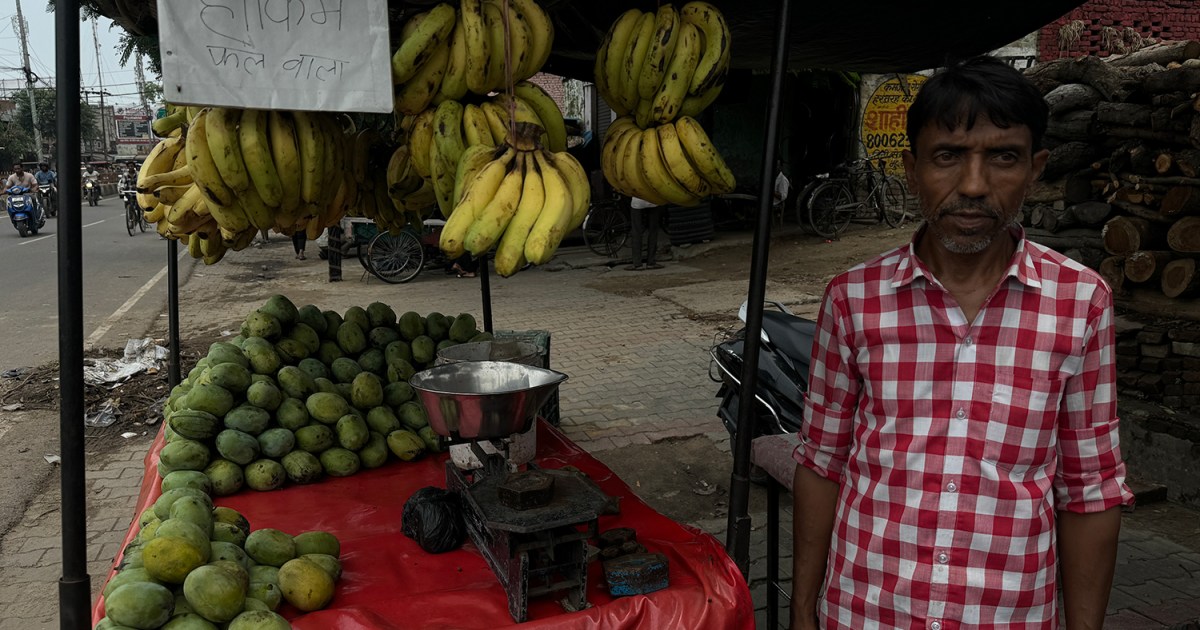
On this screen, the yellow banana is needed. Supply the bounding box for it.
[679,72,726,118]
[187,232,203,258]
[238,109,284,208]
[392,4,456,84]
[291,111,325,214]
[676,116,736,193]
[137,135,185,207]
[400,180,438,216]
[510,0,554,75]
[641,126,699,205]
[201,230,228,265]
[593,21,617,114]
[268,111,303,220]
[479,101,511,145]
[352,128,377,186]
[602,10,644,111]
[137,166,193,194]
[453,144,501,208]
[495,153,543,276]
[500,0,534,80]
[494,94,547,147]
[650,21,700,124]
[186,109,237,208]
[481,2,506,92]
[639,5,680,100]
[441,147,516,257]
[151,109,188,138]
[143,203,167,224]
[600,118,638,190]
[228,227,258,252]
[461,0,491,94]
[618,129,669,205]
[205,107,251,194]
[619,12,656,113]
[439,18,469,101]
[524,150,573,264]
[513,81,567,152]
[680,1,731,95]
[430,145,457,218]
[387,145,413,194]
[657,122,711,198]
[464,154,525,255]
[395,37,450,116]
[462,104,496,148]
[239,183,276,231]
[547,149,591,230]
[432,100,467,165]
[408,109,437,179]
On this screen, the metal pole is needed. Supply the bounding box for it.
[56,0,89,626]
[725,0,793,574]
[479,254,493,333]
[167,240,181,388]
[12,0,44,162]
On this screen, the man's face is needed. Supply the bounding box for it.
[903,116,1048,255]
[38,165,47,172]
[13,165,23,175]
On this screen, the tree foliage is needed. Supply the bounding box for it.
[12,88,100,162]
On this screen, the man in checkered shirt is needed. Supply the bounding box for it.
[791,56,1134,630]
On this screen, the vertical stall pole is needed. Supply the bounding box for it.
[56,0,90,626]
[725,0,793,574]
[167,239,182,388]
[479,254,493,333]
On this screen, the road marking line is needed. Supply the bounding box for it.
[85,249,189,350]
[15,218,107,246]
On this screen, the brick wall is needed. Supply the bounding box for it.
[528,72,567,110]
[1039,0,1200,60]
[1115,314,1200,410]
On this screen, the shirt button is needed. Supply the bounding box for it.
[937,552,949,564]
[955,408,966,420]
[931,621,942,630]
[946,481,957,492]
[964,336,973,345]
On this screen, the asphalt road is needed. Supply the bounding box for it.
[0,196,190,373]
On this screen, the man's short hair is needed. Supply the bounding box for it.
[13,163,21,169]
[906,56,1049,152]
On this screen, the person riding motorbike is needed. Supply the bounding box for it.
[34,163,57,217]
[83,164,101,203]
[5,162,44,225]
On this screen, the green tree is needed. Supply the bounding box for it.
[13,88,100,162]
[0,122,36,166]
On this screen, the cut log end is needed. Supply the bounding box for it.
[1161,258,1200,298]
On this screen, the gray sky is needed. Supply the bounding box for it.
[0,1,145,107]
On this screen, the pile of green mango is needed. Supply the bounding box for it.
[96,478,344,629]
[158,295,489,496]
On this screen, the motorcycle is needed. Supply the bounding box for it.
[709,300,815,444]
[5,185,46,237]
[84,180,99,206]
[37,185,57,218]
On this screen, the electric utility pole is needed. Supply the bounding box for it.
[13,0,43,162]
[92,19,109,159]
[134,54,148,112]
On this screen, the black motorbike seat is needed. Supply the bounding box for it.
[761,311,816,365]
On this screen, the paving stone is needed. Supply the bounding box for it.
[1134,598,1200,626]
[1121,580,1192,606]
[1104,610,1171,630]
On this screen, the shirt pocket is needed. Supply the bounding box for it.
[982,371,1063,473]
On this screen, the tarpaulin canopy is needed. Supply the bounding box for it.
[88,1,1083,77]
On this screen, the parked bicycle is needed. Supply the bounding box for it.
[805,156,909,239]
[582,196,630,257]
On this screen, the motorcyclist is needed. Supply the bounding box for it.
[34,163,56,215]
[82,163,101,201]
[5,163,39,194]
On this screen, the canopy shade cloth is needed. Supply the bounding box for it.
[89,1,1081,76]
[92,421,754,629]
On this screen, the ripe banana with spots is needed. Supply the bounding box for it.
[595,3,730,124]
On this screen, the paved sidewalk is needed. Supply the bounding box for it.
[1,234,1198,627]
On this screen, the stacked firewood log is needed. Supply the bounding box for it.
[1022,40,1200,299]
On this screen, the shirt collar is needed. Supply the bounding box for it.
[891,223,1041,290]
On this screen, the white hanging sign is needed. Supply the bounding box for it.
[157,0,393,113]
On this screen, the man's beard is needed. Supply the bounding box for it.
[926,200,1013,254]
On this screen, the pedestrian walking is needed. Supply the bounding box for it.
[292,231,307,260]
[791,56,1133,630]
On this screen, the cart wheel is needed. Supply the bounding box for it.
[583,202,629,256]
[367,231,424,283]
[807,182,853,239]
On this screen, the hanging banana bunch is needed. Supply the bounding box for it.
[440,122,590,276]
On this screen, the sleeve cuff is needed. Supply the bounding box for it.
[792,438,845,483]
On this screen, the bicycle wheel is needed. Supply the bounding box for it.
[879,176,911,228]
[367,231,424,284]
[583,203,629,256]
[807,182,853,239]
[125,203,137,236]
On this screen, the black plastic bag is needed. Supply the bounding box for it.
[402,487,467,554]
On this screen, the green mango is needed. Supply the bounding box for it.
[425,312,450,341]
[386,429,426,461]
[215,429,261,466]
[209,541,250,569]
[212,521,247,546]
[343,306,371,332]
[213,506,250,535]
[384,340,413,366]
[358,431,390,469]
[102,567,162,599]
[228,610,289,629]
[448,313,478,342]
[350,372,384,410]
[158,440,211,475]
[274,338,310,364]
[166,409,220,441]
[160,470,213,496]
[245,380,283,412]
[366,406,402,435]
[319,447,361,477]
[315,340,345,366]
[274,397,310,431]
[183,564,246,623]
[224,404,271,436]
[320,310,344,340]
[289,322,322,354]
[335,414,369,450]
[241,311,283,341]
[257,427,296,458]
[386,359,416,384]
[296,304,327,336]
[258,295,298,329]
[336,321,368,356]
[397,401,429,430]
[410,336,436,367]
[294,425,335,453]
[207,342,250,369]
[297,357,329,382]
[276,365,317,400]
[397,311,424,341]
[204,362,252,394]
[312,377,338,395]
[204,459,245,496]
[241,337,283,375]
[306,392,350,424]
[105,582,174,629]
[185,384,235,417]
[366,301,397,328]
[281,450,323,484]
[384,382,414,406]
[168,495,215,537]
[330,357,362,384]
[357,347,387,376]
[368,326,401,350]
[244,459,287,492]
[245,528,296,567]
[418,426,444,453]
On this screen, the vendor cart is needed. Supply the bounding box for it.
[324,217,449,284]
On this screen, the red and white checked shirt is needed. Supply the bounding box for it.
[794,226,1134,630]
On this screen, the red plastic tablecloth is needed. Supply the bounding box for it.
[92,421,754,629]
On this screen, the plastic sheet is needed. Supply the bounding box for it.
[93,421,753,629]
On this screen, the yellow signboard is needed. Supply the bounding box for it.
[860,75,926,177]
